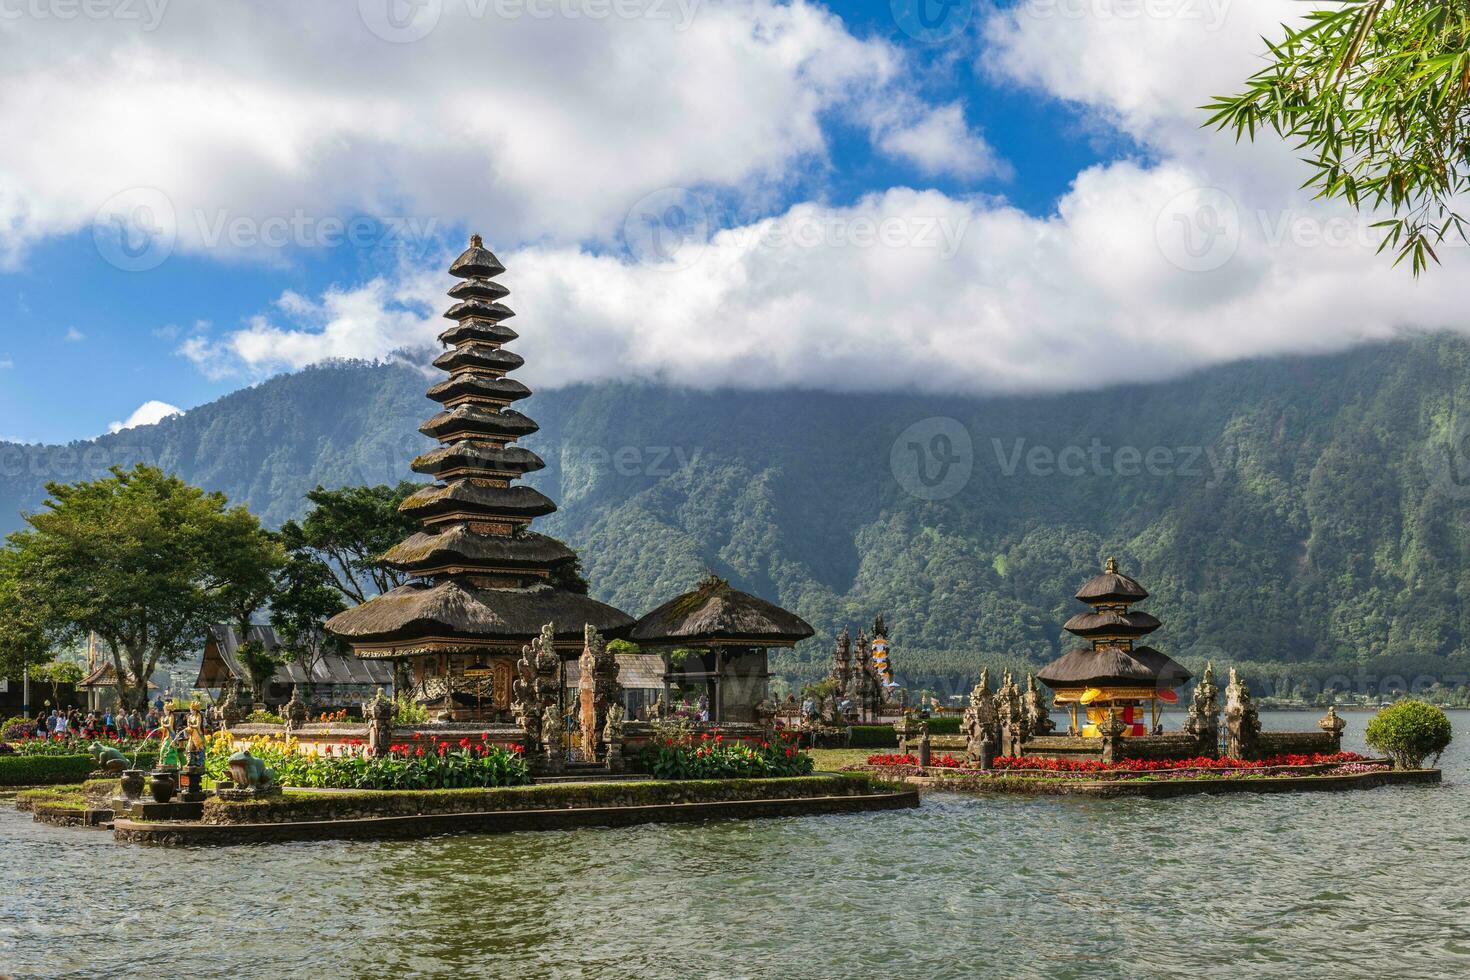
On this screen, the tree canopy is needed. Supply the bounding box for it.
[278,483,419,605]
[1208,1,1470,273]
[0,465,283,709]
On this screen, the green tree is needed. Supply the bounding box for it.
[27,660,84,705]
[279,483,419,604]
[0,549,49,681]
[1,465,282,710]
[237,639,283,705]
[1209,1,1470,272]
[1365,698,1453,768]
[271,551,348,698]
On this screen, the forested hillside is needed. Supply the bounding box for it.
[5,336,1470,693]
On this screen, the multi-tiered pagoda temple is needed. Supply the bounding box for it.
[1037,558,1190,737]
[325,236,633,720]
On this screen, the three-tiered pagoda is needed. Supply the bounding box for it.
[325,236,633,720]
[1037,558,1191,737]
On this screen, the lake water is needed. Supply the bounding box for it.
[2,710,1467,979]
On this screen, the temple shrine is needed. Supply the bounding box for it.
[1037,558,1191,737]
[325,236,636,720]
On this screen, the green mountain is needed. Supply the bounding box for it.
[5,336,1470,694]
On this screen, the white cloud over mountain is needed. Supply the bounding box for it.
[108,401,183,433]
[7,0,1468,403]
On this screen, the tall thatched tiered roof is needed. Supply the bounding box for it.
[326,236,633,658]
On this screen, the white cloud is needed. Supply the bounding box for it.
[64,327,85,343]
[870,102,1007,180]
[0,1,995,265]
[0,355,12,370]
[108,401,184,433]
[180,180,1470,396]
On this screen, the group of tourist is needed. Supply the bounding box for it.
[22,699,202,740]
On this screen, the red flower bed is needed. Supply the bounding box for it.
[865,751,1365,774]
[865,752,963,769]
[991,752,1364,774]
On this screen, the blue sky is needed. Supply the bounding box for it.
[0,1,1463,444]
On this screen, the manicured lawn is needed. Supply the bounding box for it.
[809,749,874,771]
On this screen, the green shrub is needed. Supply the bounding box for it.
[1365,700,1453,770]
[924,716,962,735]
[847,725,898,748]
[0,752,158,786]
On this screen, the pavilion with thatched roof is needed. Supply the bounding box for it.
[1037,558,1191,736]
[630,574,814,723]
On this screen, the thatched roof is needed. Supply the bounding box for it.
[448,277,509,302]
[194,625,391,689]
[399,481,556,523]
[1037,645,1191,690]
[443,299,515,324]
[1062,609,1161,638]
[630,575,814,647]
[383,527,575,573]
[426,374,531,406]
[420,406,538,442]
[411,443,544,479]
[433,345,524,375]
[449,236,506,279]
[324,580,633,650]
[1075,558,1149,603]
[439,321,519,347]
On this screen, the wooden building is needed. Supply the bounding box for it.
[325,237,634,721]
[1037,559,1191,736]
[630,575,814,724]
[194,625,393,708]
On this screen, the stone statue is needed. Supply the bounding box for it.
[513,624,560,753]
[226,749,278,793]
[284,685,308,733]
[1184,662,1221,755]
[1023,674,1056,738]
[218,686,243,729]
[963,669,1000,766]
[1224,668,1261,760]
[1318,704,1347,752]
[578,624,622,763]
[89,742,130,775]
[603,703,626,772]
[997,672,1024,757]
[541,703,564,774]
[365,687,394,757]
[1097,707,1128,765]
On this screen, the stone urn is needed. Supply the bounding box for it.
[119,769,147,802]
[149,769,178,804]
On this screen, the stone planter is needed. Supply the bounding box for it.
[120,769,147,802]
[149,769,178,804]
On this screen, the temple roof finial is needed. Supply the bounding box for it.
[470,233,483,248]
[1105,556,1118,574]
